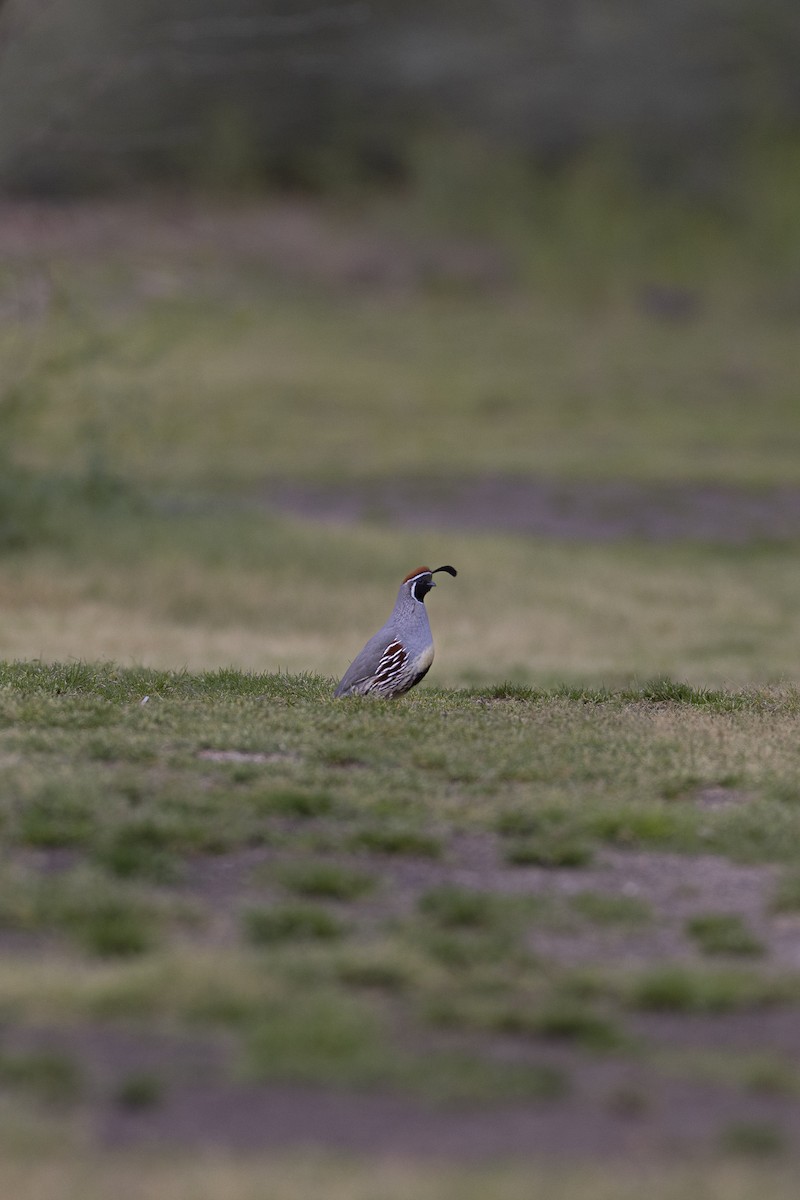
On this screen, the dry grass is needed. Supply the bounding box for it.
[0,1150,796,1200]
[2,514,800,686]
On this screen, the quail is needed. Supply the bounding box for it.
[334,565,458,698]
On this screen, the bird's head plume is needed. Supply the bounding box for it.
[402,564,457,603]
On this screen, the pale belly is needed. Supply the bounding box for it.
[410,643,435,677]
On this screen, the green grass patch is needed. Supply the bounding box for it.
[0,866,163,957]
[93,821,182,883]
[504,836,592,868]
[743,1058,799,1097]
[418,886,501,929]
[68,897,161,958]
[254,790,336,819]
[770,869,800,913]
[334,945,416,992]
[686,913,765,957]
[719,1121,786,1157]
[412,888,540,977]
[626,965,789,1013]
[498,1002,626,1051]
[16,784,97,849]
[350,824,443,858]
[0,1049,83,1105]
[568,892,652,926]
[408,1053,569,1105]
[242,904,346,944]
[495,808,592,868]
[113,1072,164,1110]
[277,861,376,901]
[244,991,388,1087]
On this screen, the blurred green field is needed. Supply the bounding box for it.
[2,201,800,491]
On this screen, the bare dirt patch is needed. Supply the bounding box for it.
[197,749,297,765]
[0,200,510,295]
[96,1059,800,1160]
[10,1010,800,1162]
[263,476,800,542]
[695,786,753,811]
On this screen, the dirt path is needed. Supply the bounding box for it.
[264,477,800,542]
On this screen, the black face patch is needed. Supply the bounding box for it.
[412,577,433,603]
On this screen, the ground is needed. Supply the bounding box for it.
[264,474,800,541]
[3,664,800,1183]
[2,198,800,1195]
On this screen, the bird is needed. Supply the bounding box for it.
[334,565,458,698]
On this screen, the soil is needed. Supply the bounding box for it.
[0,199,511,295]
[94,1047,800,1160]
[263,475,800,543]
[11,1004,800,1162]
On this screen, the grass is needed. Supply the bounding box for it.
[719,1122,786,1157]
[277,861,376,901]
[6,503,800,687]
[4,666,798,1123]
[3,663,800,870]
[350,824,443,858]
[93,821,181,883]
[418,886,503,928]
[743,1059,799,1096]
[0,1152,799,1200]
[0,864,165,957]
[4,204,800,692]
[113,1072,164,1110]
[524,1004,626,1051]
[4,202,800,494]
[0,661,799,1163]
[686,914,765,958]
[244,991,389,1087]
[569,892,652,926]
[0,1051,82,1105]
[17,785,96,848]
[334,946,416,991]
[624,965,791,1013]
[259,791,336,818]
[242,904,346,944]
[67,897,159,958]
[4,200,800,1178]
[770,869,800,913]
[503,835,593,868]
[485,995,626,1051]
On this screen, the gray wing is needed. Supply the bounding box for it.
[334,625,404,697]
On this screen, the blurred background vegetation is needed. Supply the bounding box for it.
[2,0,800,682]
[0,0,799,237]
